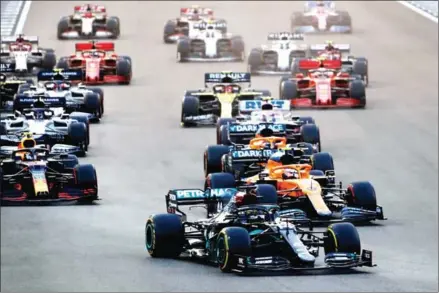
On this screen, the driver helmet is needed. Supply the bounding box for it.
[266,151,284,170]
[18,133,36,149]
[282,168,300,179]
[325,40,335,51]
[59,81,71,91]
[44,82,56,91]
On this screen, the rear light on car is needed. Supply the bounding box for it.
[14,184,22,191]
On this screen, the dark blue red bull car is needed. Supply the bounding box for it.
[0,148,98,205]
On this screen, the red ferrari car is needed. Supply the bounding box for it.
[279,59,366,108]
[56,41,132,85]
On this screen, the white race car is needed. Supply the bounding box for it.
[163,5,227,43]
[247,32,308,75]
[0,35,56,75]
[11,71,104,121]
[176,22,244,62]
[291,1,352,34]
[57,4,120,39]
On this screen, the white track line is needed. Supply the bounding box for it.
[14,0,32,35]
[397,1,438,23]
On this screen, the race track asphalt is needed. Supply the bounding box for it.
[1,1,438,292]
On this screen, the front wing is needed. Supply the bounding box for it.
[292,25,352,34]
[59,29,116,40]
[290,98,365,109]
[181,114,217,126]
[233,250,374,274]
[180,55,243,63]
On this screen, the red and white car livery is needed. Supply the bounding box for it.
[0,35,56,75]
[280,59,366,108]
[57,4,120,40]
[163,5,227,43]
[56,42,132,85]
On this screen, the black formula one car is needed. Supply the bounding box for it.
[145,185,375,274]
[0,148,98,205]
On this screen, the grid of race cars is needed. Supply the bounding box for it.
[0,1,385,274]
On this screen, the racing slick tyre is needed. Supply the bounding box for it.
[84,93,101,120]
[216,118,236,144]
[116,59,131,85]
[53,154,79,170]
[204,145,231,177]
[298,116,315,125]
[205,172,236,214]
[57,17,70,39]
[74,164,98,203]
[145,214,185,258]
[311,152,334,174]
[290,57,307,75]
[90,88,105,116]
[255,184,278,205]
[0,168,3,195]
[205,173,236,190]
[349,80,366,108]
[176,37,191,62]
[337,11,352,28]
[216,227,251,273]
[219,125,232,146]
[70,114,90,146]
[279,76,290,96]
[41,52,57,70]
[56,57,69,70]
[181,96,199,127]
[280,80,298,102]
[163,20,177,44]
[324,223,361,255]
[0,124,6,135]
[290,12,306,31]
[300,124,321,151]
[68,122,88,155]
[345,181,377,211]
[216,19,228,34]
[352,59,368,86]
[230,36,245,61]
[17,84,31,94]
[247,49,263,74]
[106,16,121,38]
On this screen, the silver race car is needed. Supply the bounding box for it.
[248,32,308,75]
[177,22,244,63]
[0,35,56,75]
[0,108,90,156]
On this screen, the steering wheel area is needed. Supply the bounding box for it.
[249,136,287,150]
[269,164,312,179]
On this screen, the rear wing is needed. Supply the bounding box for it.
[239,100,290,112]
[37,69,83,81]
[267,32,304,41]
[205,72,251,84]
[0,63,15,73]
[180,7,213,16]
[75,42,114,52]
[228,122,286,135]
[1,35,39,44]
[299,59,341,70]
[13,96,67,110]
[193,21,226,30]
[230,149,278,163]
[166,188,237,218]
[309,43,350,54]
